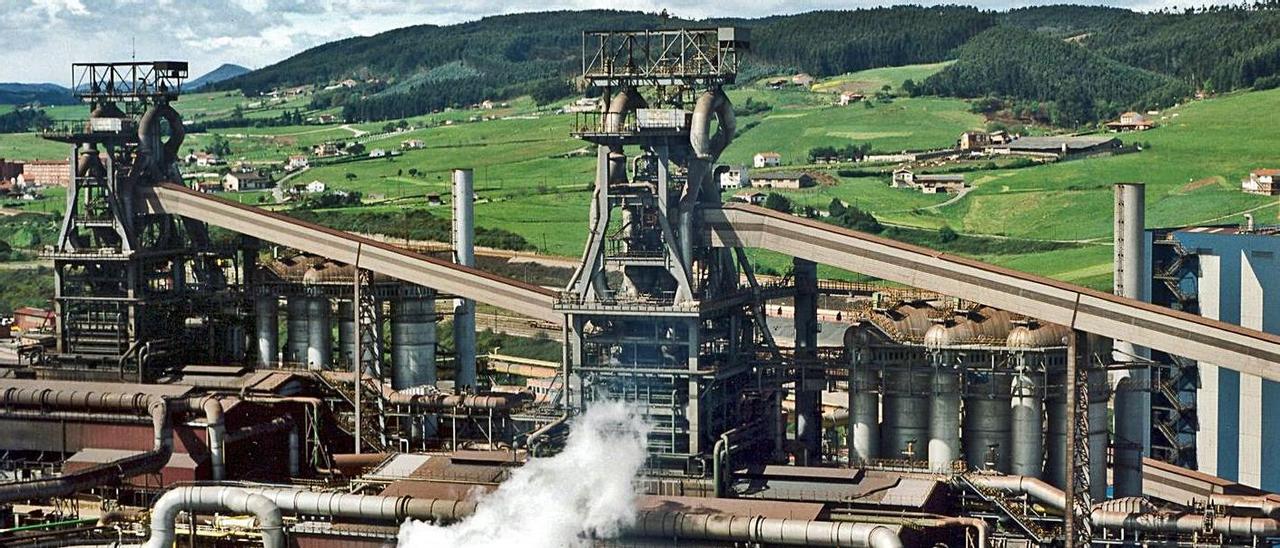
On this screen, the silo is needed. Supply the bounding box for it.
[924,323,961,472]
[337,300,356,368]
[845,325,879,464]
[306,296,332,370]
[1008,321,1070,485]
[285,296,309,365]
[254,294,278,367]
[391,287,437,390]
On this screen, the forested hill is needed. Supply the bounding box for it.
[916,27,1191,126]
[217,5,1280,125]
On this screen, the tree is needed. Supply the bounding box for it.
[828,198,847,218]
[938,225,959,243]
[763,193,793,214]
[345,172,357,181]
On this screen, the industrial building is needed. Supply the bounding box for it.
[1143,216,1280,492]
[2,32,1280,548]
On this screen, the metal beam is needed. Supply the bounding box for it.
[704,204,1280,382]
[139,183,563,325]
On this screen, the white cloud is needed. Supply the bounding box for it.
[0,0,1243,85]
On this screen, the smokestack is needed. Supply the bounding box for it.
[453,169,477,389]
[1112,182,1149,498]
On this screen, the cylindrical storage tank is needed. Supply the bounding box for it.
[881,363,930,460]
[963,370,1013,472]
[1044,365,1068,488]
[1089,365,1110,500]
[285,296,309,365]
[928,364,961,472]
[254,295,278,368]
[306,296,332,370]
[337,300,356,368]
[845,326,879,463]
[1010,363,1044,477]
[391,292,437,390]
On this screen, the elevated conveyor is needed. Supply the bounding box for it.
[704,203,1280,382]
[139,183,562,324]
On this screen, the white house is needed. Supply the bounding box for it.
[718,166,750,190]
[734,190,767,205]
[223,170,273,192]
[305,180,327,194]
[753,152,781,168]
[401,139,425,150]
[286,155,309,171]
[368,149,388,158]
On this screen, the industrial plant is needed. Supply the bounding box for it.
[4,28,1280,548]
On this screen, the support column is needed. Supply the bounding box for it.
[848,327,879,464]
[253,294,278,368]
[452,169,477,389]
[929,360,961,472]
[285,296,309,365]
[793,257,821,464]
[1112,182,1149,497]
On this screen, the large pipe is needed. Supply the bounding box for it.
[679,89,736,271]
[1091,509,1280,537]
[966,474,1066,512]
[793,258,820,465]
[452,168,477,389]
[137,103,185,174]
[254,295,278,368]
[1111,182,1148,498]
[144,486,282,548]
[630,512,903,548]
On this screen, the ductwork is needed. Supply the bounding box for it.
[604,88,646,184]
[143,485,898,548]
[965,474,1066,512]
[630,511,903,548]
[0,387,227,501]
[1204,495,1280,518]
[679,88,736,274]
[144,486,283,548]
[137,103,185,172]
[386,387,531,410]
[1091,509,1280,537]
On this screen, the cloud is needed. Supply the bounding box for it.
[0,0,1241,85]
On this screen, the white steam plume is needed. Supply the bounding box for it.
[397,401,650,548]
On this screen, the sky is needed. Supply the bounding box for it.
[0,0,1228,85]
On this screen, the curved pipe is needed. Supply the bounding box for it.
[526,414,569,457]
[137,103,185,172]
[604,88,646,184]
[965,474,1065,512]
[144,486,282,548]
[1205,495,1280,518]
[386,388,530,411]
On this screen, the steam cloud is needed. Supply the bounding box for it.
[397,401,651,548]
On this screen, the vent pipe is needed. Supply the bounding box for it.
[1112,182,1149,497]
[452,168,477,388]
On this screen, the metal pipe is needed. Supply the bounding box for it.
[965,474,1066,512]
[287,419,301,477]
[143,486,282,548]
[630,511,903,548]
[1091,509,1280,537]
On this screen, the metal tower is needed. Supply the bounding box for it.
[558,28,781,468]
[41,62,244,381]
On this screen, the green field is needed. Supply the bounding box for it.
[5,68,1280,293]
[811,62,953,94]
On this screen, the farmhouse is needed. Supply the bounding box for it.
[401,139,425,149]
[313,143,340,157]
[958,131,991,151]
[286,155,309,171]
[838,92,865,106]
[1106,111,1156,132]
[753,152,781,168]
[892,169,967,194]
[223,170,274,192]
[1242,169,1280,196]
[717,165,750,190]
[791,73,815,87]
[752,171,814,189]
[734,190,767,205]
[989,135,1121,159]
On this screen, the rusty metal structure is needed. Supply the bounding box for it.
[4,32,1280,548]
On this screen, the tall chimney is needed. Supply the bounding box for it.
[452,169,477,389]
[1112,182,1149,498]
